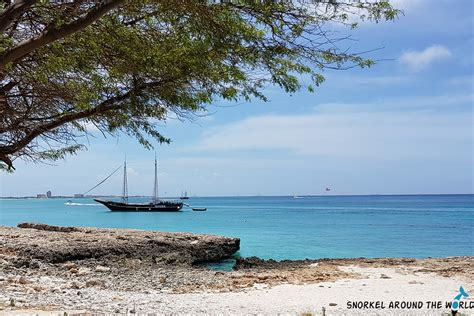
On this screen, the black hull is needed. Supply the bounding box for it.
[94,199,183,212]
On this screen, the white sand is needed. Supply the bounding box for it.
[2,265,473,315]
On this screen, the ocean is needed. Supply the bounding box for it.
[1,195,473,260]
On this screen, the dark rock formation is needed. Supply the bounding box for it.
[17,222,80,232]
[1,223,240,266]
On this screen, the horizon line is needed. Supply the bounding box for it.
[1,193,473,199]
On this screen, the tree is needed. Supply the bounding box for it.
[0,0,399,170]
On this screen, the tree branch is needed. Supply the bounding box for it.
[0,79,165,159]
[0,0,125,69]
[0,0,38,33]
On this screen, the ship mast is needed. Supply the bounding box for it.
[121,156,128,203]
[153,154,159,204]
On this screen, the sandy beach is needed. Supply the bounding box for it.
[1,224,473,315]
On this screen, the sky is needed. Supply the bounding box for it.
[1,0,473,197]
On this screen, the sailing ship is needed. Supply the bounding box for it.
[94,156,183,212]
[180,190,189,200]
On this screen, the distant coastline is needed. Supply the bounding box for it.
[0,195,150,200]
[1,193,473,199]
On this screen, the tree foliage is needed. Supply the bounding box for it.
[0,0,399,170]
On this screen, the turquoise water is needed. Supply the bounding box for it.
[1,195,473,260]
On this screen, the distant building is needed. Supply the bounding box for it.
[74,194,84,198]
[37,194,47,199]
[46,191,52,198]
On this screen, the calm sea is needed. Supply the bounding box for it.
[1,195,473,260]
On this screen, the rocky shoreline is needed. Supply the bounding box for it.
[0,224,472,314]
[8,223,240,266]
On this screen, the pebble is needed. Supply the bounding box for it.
[408,280,424,284]
[253,284,268,290]
[86,279,103,287]
[95,265,110,272]
[39,276,52,283]
[63,262,77,269]
[77,268,91,276]
[18,276,29,284]
[70,281,84,289]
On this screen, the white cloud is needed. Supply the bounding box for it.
[313,94,473,113]
[127,167,139,176]
[186,93,472,161]
[399,45,452,71]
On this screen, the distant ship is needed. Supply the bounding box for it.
[95,156,183,212]
[180,190,190,200]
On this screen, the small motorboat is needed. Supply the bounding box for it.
[192,207,207,211]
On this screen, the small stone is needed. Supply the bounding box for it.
[77,268,91,276]
[69,268,78,274]
[86,279,103,287]
[70,281,83,289]
[39,276,51,283]
[63,262,76,269]
[408,280,424,284]
[329,303,337,306]
[380,274,391,279]
[253,283,268,290]
[18,276,29,284]
[95,265,110,272]
[32,285,42,292]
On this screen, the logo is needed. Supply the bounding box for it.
[451,286,469,315]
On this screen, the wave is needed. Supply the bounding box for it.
[64,202,100,206]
